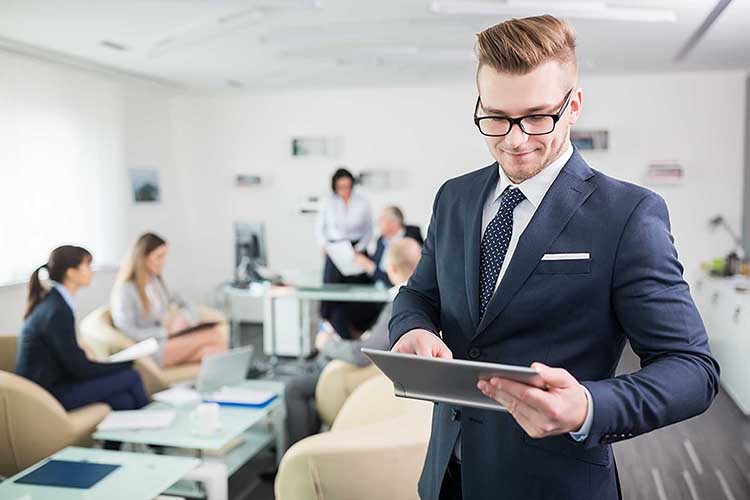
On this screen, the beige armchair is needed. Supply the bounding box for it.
[275,374,433,500]
[80,306,228,395]
[315,360,381,427]
[0,334,110,477]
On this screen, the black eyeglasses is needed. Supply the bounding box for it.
[473,89,573,137]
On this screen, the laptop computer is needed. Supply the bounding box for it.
[195,346,254,394]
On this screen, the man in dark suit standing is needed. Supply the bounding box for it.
[389,15,719,500]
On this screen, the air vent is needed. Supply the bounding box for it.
[100,40,128,51]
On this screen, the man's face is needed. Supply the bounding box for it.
[378,211,400,237]
[476,61,582,183]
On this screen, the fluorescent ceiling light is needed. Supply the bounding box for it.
[430,1,677,23]
[282,45,477,63]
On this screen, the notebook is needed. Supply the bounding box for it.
[14,459,120,489]
[171,321,219,338]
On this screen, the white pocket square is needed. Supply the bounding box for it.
[541,253,590,261]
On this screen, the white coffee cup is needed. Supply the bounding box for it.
[190,402,221,436]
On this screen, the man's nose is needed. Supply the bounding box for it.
[503,122,529,149]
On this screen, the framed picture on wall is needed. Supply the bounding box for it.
[129,168,161,203]
[570,129,609,151]
[291,136,343,157]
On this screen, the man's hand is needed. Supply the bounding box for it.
[391,329,453,359]
[353,253,376,274]
[477,362,588,438]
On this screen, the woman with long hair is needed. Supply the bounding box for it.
[110,232,228,367]
[15,245,149,411]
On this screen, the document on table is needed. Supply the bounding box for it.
[325,241,365,276]
[203,387,277,407]
[97,409,176,431]
[107,338,158,363]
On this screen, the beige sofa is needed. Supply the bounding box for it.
[79,306,228,396]
[275,374,433,500]
[315,360,381,427]
[0,334,110,477]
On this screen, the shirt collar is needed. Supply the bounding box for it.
[494,142,574,209]
[385,228,406,243]
[51,281,76,312]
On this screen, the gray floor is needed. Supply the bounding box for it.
[613,344,750,500]
[236,325,750,500]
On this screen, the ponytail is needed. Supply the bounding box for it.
[23,245,92,320]
[24,264,48,319]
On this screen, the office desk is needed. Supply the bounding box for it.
[0,446,199,500]
[264,284,391,359]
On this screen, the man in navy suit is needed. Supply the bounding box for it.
[389,15,719,500]
[355,206,425,287]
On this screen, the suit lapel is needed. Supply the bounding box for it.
[473,151,597,339]
[464,165,499,331]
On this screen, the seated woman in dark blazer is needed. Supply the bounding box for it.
[15,245,148,411]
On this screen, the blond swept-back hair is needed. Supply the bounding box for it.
[476,15,577,86]
[116,232,167,315]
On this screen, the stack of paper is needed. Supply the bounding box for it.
[107,338,158,363]
[153,386,202,406]
[325,241,365,276]
[203,387,277,408]
[97,410,176,431]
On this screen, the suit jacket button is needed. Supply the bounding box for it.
[468,348,481,359]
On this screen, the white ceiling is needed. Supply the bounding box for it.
[0,0,747,91]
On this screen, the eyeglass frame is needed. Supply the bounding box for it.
[473,88,574,137]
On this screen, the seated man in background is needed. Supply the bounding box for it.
[284,237,423,447]
[354,206,423,288]
[345,206,423,334]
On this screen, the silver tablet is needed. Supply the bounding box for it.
[361,348,546,412]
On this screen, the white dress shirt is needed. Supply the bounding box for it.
[454,142,594,461]
[315,191,373,252]
[51,281,75,313]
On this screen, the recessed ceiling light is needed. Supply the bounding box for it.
[99,40,128,51]
[430,0,677,23]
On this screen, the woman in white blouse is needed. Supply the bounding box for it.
[314,168,374,338]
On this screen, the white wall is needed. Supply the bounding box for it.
[0,50,189,334]
[171,70,747,299]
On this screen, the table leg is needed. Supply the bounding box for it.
[270,406,288,465]
[184,461,228,500]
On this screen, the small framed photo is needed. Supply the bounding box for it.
[129,168,161,203]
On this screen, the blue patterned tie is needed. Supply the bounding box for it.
[479,187,526,318]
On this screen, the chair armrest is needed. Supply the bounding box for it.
[331,375,430,432]
[67,403,111,445]
[133,357,169,396]
[198,306,229,342]
[315,361,380,427]
[275,413,431,500]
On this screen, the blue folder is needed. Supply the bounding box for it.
[203,393,278,409]
[14,459,120,489]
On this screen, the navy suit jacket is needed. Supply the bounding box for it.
[16,288,131,393]
[389,150,719,500]
[368,225,425,286]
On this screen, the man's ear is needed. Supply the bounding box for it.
[568,88,583,125]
